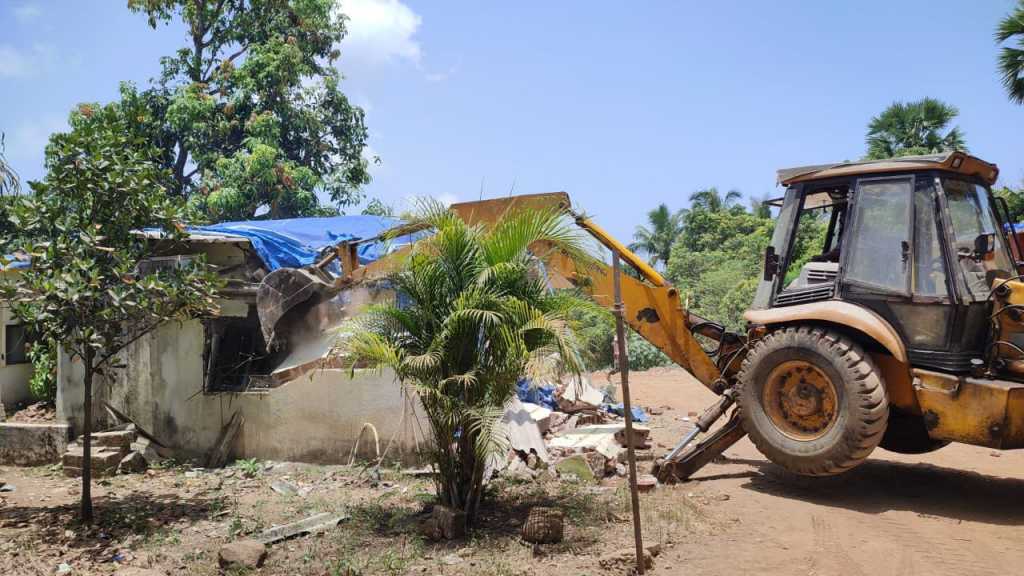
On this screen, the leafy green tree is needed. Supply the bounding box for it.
[342,202,593,526]
[997,1,1024,104]
[688,187,742,213]
[996,183,1024,223]
[628,203,686,268]
[2,101,220,523]
[865,98,966,160]
[668,209,773,330]
[361,197,395,217]
[125,0,370,221]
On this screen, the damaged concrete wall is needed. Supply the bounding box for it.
[57,318,425,465]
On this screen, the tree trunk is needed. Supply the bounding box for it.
[80,354,94,523]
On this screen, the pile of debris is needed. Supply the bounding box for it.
[494,376,653,483]
[61,425,165,478]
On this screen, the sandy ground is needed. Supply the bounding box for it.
[621,367,1024,576]
[2,367,1024,575]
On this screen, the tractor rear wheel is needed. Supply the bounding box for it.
[737,326,888,476]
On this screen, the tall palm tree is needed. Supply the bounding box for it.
[629,203,685,268]
[865,98,966,160]
[342,201,594,527]
[689,187,742,213]
[997,1,1024,104]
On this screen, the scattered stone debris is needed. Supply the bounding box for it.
[218,539,268,570]
[8,401,56,423]
[522,507,564,544]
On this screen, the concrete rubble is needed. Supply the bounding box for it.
[494,376,655,484]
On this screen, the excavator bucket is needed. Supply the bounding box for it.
[257,192,574,350]
[257,266,339,348]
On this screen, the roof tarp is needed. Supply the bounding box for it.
[193,215,423,272]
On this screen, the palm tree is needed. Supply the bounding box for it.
[865,98,966,160]
[689,187,742,213]
[342,201,594,527]
[629,203,685,268]
[749,195,772,219]
[997,1,1024,104]
[0,133,19,196]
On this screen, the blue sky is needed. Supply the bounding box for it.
[1,1,1022,241]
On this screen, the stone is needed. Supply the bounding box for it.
[637,474,658,492]
[56,563,72,574]
[554,454,596,483]
[218,540,267,570]
[117,452,148,475]
[521,507,564,544]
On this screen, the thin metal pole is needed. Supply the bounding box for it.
[612,253,645,574]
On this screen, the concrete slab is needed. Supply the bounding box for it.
[0,422,71,466]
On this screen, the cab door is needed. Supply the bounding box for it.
[841,175,959,370]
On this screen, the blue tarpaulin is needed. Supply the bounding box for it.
[191,215,425,272]
[604,402,650,423]
[516,378,559,410]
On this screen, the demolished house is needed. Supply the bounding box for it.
[55,215,428,465]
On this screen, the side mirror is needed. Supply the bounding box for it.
[973,233,995,261]
[763,246,780,281]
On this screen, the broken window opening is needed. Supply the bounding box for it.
[203,305,281,393]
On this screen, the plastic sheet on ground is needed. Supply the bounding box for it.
[603,402,650,423]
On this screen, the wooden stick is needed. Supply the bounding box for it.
[613,253,645,574]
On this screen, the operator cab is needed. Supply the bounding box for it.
[756,152,1012,373]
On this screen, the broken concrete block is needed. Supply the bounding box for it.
[62,444,123,471]
[522,507,564,544]
[82,430,134,452]
[218,539,267,570]
[557,378,604,413]
[129,439,164,466]
[117,451,148,475]
[520,402,552,434]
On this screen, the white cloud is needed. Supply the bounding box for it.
[0,43,55,77]
[0,46,28,77]
[336,0,422,65]
[14,3,41,22]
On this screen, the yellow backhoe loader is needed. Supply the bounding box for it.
[257,151,1024,482]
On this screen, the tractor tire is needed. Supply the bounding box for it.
[737,326,888,476]
[879,408,949,454]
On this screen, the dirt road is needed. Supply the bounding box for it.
[622,367,1024,576]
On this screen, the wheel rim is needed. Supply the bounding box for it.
[762,360,838,440]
